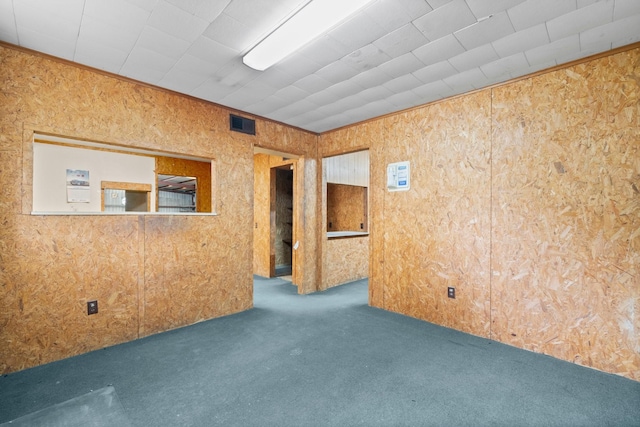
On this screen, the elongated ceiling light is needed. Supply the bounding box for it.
[243,0,375,71]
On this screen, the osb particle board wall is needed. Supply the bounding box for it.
[320,46,640,380]
[0,45,316,373]
[255,123,320,295]
[320,138,372,290]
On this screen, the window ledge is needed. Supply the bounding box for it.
[31,211,218,216]
[327,231,369,239]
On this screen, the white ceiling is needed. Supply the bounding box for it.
[1,0,639,133]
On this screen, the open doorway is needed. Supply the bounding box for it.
[273,166,293,278]
[253,148,299,287]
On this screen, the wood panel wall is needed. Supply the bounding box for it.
[319,46,640,381]
[155,157,212,212]
[326,183,367,232]
[0,44,317,373]
[255,124,320,295]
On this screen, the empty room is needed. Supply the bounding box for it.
[1,0,639,426]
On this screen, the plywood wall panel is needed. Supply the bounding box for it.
[253,154,272,277]
[256,120,320,294]
[2,215,140,372]
[324,237,369,289]
[1,44,286,373]
[319,120,379,296]
[491,50,640,379]
[142,216,251,335]
[381,91,493,338]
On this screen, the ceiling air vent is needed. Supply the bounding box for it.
[230,114,255,135]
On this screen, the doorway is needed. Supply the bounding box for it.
[273,166,293,279]
[253,149,299,287]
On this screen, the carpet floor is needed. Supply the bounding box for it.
[1,276,639,426]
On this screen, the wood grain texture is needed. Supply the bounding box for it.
[0,45,316,373]
[256,121,320,294]
[253,154,271,278]
[320,120,381,301]
[324,237,369,289]
[491,50,640,379]
[318,45,639,380]
[382,90,493,338]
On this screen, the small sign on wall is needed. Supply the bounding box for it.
[66,169,90,203]
[387,161,410,192]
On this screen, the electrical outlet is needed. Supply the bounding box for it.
[447,287,455,299]
[87,300,98,315]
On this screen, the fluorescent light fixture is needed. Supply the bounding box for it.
[243,0,375,71]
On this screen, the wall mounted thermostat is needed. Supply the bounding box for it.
[387,161,410,192]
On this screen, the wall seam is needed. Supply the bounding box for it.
[489,89,494,341]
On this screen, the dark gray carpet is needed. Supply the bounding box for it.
[0,386,131,427]
[1,276,639,426]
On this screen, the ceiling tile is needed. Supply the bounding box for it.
[328,8,389,52]
[274,85,310,103]
[244,96,290,116]
[78,14,140,54]
[305,89,343,106]
[293,74,334,93]
[378,53,427,78]
[373,24,429,57]
[193,78,238,102]
[0,0,17,44]
[383,73,423,93]
[465,0,525,18]
[341,44,392,73]
[203,13,252,52]
[14,0,84,46]
[253,68,299,90]
[136,26,190,60]
[74,40,129,74]
[444,67,490,92]
[491,23,549,58]
[507,0,576,31]
[316,61,361,84]
[164,0,230,21]
[580,14,640,51]
[126,0,158,12]
[269,99,319,122]
[413,60,458,84]
[524,35,580,66]
[121,45,176,83]
[480,52,529,80]
[386,89,424,108]
[325,80,366,98]
[397,0,435,20]
[413,0,476,42]
[614,0,640,20]
[187,36,239,66]
[413,79,454,100]
[350,67,394,88]
[14,27,76,60]
[298,35,351,65]
[412,34,466,66]
[232,78,281,105]
[84,0,150,33]
[148,1,209,43]
[547,0,614,42]
[364,0,414,32]
[357,85,396,103]
[212,60,260,87]
[448,44,499,73]
[454,11,515,51]
[425,0,454,9]
[271,52,325,80]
